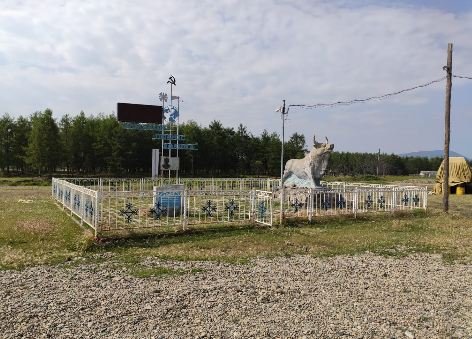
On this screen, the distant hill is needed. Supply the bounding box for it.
[400,150,466,158]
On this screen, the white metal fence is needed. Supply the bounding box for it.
[52,178,100,236]
[52,177,428,236]
[281,186,427,220]
[253,190,274,226]
[62,177,280,193]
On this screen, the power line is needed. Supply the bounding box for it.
[288,76,446,110]
[453,74,472,80]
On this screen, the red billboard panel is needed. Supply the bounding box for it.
[117,103,163,124]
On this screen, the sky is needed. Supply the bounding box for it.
[1,0,471,157]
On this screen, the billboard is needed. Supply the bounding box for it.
[117,103,163,124]
[160,156,179,171]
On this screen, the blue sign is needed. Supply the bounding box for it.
[121,122,163,131]
[153,134,185,141]
[153,185,184,215]
[163,143,198,150]
[158,192,182,213]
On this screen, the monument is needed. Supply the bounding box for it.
[282,135,334,188]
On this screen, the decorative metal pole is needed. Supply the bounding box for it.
[158,92,168,180]
[167,75,176,181]
[176,97,180,182]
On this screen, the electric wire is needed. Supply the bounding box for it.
[453,74,472,80]
[288,76,447,110]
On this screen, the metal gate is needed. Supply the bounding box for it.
[252,190,273,226]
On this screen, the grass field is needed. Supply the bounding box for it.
[0,186,93,269]
[1,184,471,273]
[0,176,51,186]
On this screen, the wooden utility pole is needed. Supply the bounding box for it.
[443,43,453,213]
[280,100,286,224]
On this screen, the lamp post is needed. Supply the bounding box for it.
[280,101,286,180]
[278,100,287,224]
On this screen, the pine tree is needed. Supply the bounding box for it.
[26,109,62,174]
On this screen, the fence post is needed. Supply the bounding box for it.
[280,184,285,225]
[308,188,312,222]
[423,187,428,210]
[250,189,255,222]
[80,190,84,226]
[94,191,98,237]
[393,188,397,210]
[69,188,73,216]
[62,181,65,210]
[354,188,358,218]
[182,189,188,231]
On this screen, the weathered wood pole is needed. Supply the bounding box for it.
[280,100,286,225]
[443,43,453,213]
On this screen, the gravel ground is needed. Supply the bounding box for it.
[1,254,471,338]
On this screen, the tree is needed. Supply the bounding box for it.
[233,124,252,175]
[11,116,31,173]
[69,112,95,173]
[257,130,281,176]
[179,120,203,176]
[59,115,73,172]
[92,115,124,174]
[0,114,14,173]
[284,133,306,162]
[26,109,62,174]
[202,120,236,176]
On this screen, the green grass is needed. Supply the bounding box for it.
[1,185,471,272]
[0,177,51,186]
[0,186,93,269]
[90,204,471,265]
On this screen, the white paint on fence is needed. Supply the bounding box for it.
[52,177,428,236]
[52,178,100,236]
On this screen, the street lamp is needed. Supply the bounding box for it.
[276,100,287,224]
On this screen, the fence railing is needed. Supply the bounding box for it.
[63,177,281,193]
[282,186,427,220]
[52,178,100,236]
[253,190,273,226]
[52,177,428,236]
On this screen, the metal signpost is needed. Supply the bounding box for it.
[158,92,168,178]
[163,143,198,150]
[118,75,197,181]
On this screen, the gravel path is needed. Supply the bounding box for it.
[1,254,471,338]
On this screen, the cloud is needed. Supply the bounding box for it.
[0,0,471,156]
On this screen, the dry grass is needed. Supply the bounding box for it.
[0,186,93,269]
[15,220,55,233]
[94,193,472,265]
[1,184,471,270]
